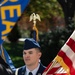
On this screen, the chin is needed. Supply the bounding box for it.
[25,62,31,65]
[26,64,32,66]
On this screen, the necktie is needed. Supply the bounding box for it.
[28,72,33,75]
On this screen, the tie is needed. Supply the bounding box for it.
[28,72,33,75]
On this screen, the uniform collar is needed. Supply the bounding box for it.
[25,63,40,75]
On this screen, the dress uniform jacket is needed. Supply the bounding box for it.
[16,63,46,75]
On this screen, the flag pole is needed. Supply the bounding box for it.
[29,13,41,41]
[42,60,58,75]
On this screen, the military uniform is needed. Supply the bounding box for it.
[15,63,46,75]
[15,38,46,75]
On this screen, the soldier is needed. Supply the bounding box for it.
[15,38,46,75]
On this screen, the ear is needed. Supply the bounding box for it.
[38,52,42,58]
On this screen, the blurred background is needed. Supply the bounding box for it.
[3,0,75,68]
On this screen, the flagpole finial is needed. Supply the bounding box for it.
[30,13,41,26]
[29,13,41,41]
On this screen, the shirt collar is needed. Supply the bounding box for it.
[25,63,40,75]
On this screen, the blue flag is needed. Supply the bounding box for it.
[0,0,30,44]
[0,45,16,71]
[0,0,30,71]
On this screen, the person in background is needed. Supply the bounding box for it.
[0,55,14,75]
[15,38,46,75]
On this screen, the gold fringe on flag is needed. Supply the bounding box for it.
[55,55,70,75]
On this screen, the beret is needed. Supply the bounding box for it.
[23,38,40,50]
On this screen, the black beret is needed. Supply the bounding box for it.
[23,38,40,50]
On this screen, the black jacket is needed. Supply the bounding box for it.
[0,56,14,75]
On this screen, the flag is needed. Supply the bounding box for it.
[43,30,75,75]
[30,25,39,41]
[0,0,30,44]
[0,0,30,71]
[0,44,16,71]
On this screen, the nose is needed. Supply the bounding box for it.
[24,53,30,58]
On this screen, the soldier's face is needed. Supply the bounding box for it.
[23,48,41,67]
